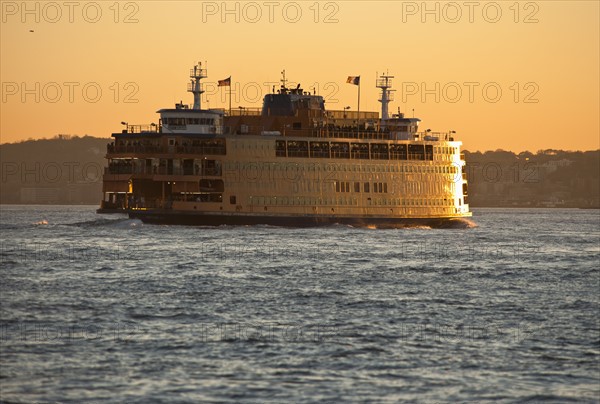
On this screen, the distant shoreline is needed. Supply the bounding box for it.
[1,138,598,208]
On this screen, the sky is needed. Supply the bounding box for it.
[1,0,599,152]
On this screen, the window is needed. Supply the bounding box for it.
[287,141,308,157]
[351,143,369,159]
[200,179,224,192]
[310,142,330,158]
[371,182,387,193]
[331,142,350,159]
[201,160,222,176]
[425,145,434,160]
[370,143,389,160]
[336,181,351,192]
[408,144,425,160]
[390,144,407,160]
[364,182,370,193]
[354,182,360,192]
[276,140,286,157]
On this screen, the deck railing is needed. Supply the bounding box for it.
[108,144,226,155]
[105,165,221,176]
[222,125,457,142]
[120,124,159,134]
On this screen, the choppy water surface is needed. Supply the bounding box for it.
[1,206,599,403]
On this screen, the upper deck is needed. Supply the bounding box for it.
[109,65,461,148]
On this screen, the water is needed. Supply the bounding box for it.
[1,206,599,403]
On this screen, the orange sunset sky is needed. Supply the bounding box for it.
[1,0,598,152]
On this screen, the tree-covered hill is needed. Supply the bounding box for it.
[1,136,598,208]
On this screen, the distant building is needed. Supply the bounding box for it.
[541,159,573,173]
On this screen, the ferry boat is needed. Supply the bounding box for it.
[97,62,471,227]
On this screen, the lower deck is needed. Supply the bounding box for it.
[101,135,470,223]
[98,207,472,228]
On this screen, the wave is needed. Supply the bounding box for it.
[404,225,432,230]
[95,266,116,272]
[66,218,142,228]
[110,219,144,229]
[442,218,478,229]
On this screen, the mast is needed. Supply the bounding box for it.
[188,62,207,110]
[280,69,287,93]
[377,73,395,120]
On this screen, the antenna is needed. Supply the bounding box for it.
[188,61,207,110]
[377,72,395,120]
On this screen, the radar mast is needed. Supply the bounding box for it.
[377,73,395,120]
[188,62,207,110]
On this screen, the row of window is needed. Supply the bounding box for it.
[435,146,459,155]
[109,158,222,176]
[231,140,458,157]
[111,139,226,155]
[336,181,388,193]
[276,141,435,161]
[177,193,222,203]
[222,161,459,175]
[248,195,457,207]
[163,118,216,126]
